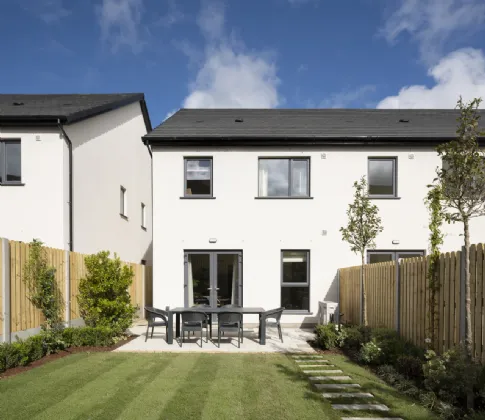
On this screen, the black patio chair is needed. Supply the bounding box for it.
[144,306,168,342]
[218,311,243,348]
[181,311,209,347]
[260,307,285,343]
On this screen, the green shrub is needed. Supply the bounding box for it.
[396,354,424,380]
[78,251,136,333]
[340,326,365,351]
[358,339,382,365]
[22,335,45,362]
[314,324,339,350]
[40,329,66,355]
[62,326,117,347]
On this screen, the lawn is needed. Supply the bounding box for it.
[0,352,436,420]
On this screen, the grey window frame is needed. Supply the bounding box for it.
[367,249,425,264]
[281,250,311,313]
[258,157,311,198]
[141,202,146,230]
[0,139,22,185]
[183,157,213,198]
[120,186,127,219]
[367,157,398,198]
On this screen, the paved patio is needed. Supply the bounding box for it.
[116,324,316,353]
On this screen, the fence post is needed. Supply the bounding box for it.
[460,245,466,342]
[395,260,401,333]
[1,238,11,343]
[359,266,363,325]
[336,269,340,325]
[65,250,71,327]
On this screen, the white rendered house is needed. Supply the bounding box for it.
[144,109,485,326]
[0,94,152,264]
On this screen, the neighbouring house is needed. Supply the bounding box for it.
[143,109,485,327]
[0,94,152,264]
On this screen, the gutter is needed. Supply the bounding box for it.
[57,120,73,252]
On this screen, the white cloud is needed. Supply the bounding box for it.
[98,0,144,54]
[20,0,71,23]
[320,85,376,108]
[156,0,184,28]
[381,0,485,65]
[377,48,485,109]
[181,1,282,108]
[164,109,177,121]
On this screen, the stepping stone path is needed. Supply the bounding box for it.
[292,354,403,420]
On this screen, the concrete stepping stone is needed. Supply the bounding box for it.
[321,392,373,399]
[303,369,343,374]
[292,355,325,359]
[298,364,335,368]
[314,383,361,390]
[295,359,329,363]
[332,404,389,411]
[341,418,402,420]
[309,376,352,381]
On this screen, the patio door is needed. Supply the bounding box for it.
[184,251,242,308]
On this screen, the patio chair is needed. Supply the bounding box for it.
[181,311,209,347]
[260,307,285,343]
[144,306,168,342]
[217,312,243,348]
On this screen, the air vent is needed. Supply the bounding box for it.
[235,118,244,123]
[399,119,409,123]
[12,102,24,106]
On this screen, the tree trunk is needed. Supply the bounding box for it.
[361,252,367,326]
[464,218,474,410]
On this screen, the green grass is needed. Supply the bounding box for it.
[0,352,437,420]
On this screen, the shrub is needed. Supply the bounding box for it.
[359,339,382,365]
[340,326,365,351]
[40,329,66,355]
[396,354,424,380]
[314,324,339,350]
[62,326,117,347]
[78,251,137,333]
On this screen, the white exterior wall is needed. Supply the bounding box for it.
[0,128,67,248]
[65,102,152,263]
[152,146,485,326]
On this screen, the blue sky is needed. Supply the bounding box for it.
[1,0,485,126]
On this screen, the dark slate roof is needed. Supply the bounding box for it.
[0,93,150,128]
[144,108,485,145]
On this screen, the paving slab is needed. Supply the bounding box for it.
[303,369,343,374]
[321,392,373,399]
[332,404,389,411]
[292,355,326,359]
[295,359,329,363]
[298,364,335,368]
[341,418,402,420]
[308,376,352,381]
[314,383,361,390]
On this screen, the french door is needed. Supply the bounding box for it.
[184,251,242,308]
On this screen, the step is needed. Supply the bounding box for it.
[292,355,325,359]
[309,376,352,381]
[321,392,373,399]
[332,404,389,411]
[314,383,361,390]
[341,418,403,420]
[303,369,343,374]
[295,360,329,363]
[299,364,335,368]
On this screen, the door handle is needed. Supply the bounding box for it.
[207,288,212,291]
[215,288,220,291]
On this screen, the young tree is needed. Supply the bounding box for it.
[433,97,485,409]
[340,176,383,326]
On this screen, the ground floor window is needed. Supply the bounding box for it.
[281,250,310,311]
[367,250,425,264]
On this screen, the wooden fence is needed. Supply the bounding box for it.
[1,239,152,341]
[339,244,485,361]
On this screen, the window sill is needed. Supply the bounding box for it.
[255,197,314,200]
[0,182,25,186]
[120,214,129,221]
[283,311,313,315]
[369,196,401,200]
[180,196,216,199]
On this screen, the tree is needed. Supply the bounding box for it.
[432,97,485,409]
[340,176,383,326]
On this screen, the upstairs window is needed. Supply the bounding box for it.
[0,140,21,184]
[368,157,397,197]
[259,158,310,197]
[184,158,213,197]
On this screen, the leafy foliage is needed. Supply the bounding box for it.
[358,339,382,364]
[314,324,339,350]
[22,239,64,330]
[78,251,136,333]
[340,177,383,325]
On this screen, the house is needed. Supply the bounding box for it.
[0,94,152,264]
[143,109,485,327]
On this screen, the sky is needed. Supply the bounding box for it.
[1,0,485,127]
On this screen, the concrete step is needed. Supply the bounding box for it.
[341,418,403,420]
[303,369,343,374]
[332,404,389,411]
[314,383,361,390]
[292,355,325,359]
[295,360,329,363]
[299,364,335,368]
[309,376,352,381]
[321,392,373,399]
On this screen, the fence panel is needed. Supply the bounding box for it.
[364,261,395,329]
[339,266,361,325]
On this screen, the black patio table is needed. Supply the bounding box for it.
[166,307,267,345]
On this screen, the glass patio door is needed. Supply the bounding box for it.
[184,251,242,308]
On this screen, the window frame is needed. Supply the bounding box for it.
[120,186,127,219]
[367,249,426,264]
[280,249,311,313]
[0,139,22,185]
[367,157,398,198]
[141,202,146,230]
[183,157,213,198]
[258,157,311,198]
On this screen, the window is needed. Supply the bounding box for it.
[0,140,21,184]
[367,250,425,264]
[141,203,146,229]
[259,158,310,197]
[120,186,127,218]
[281,251,310,311]
[368,157,397,197]
[184,158,212,197]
